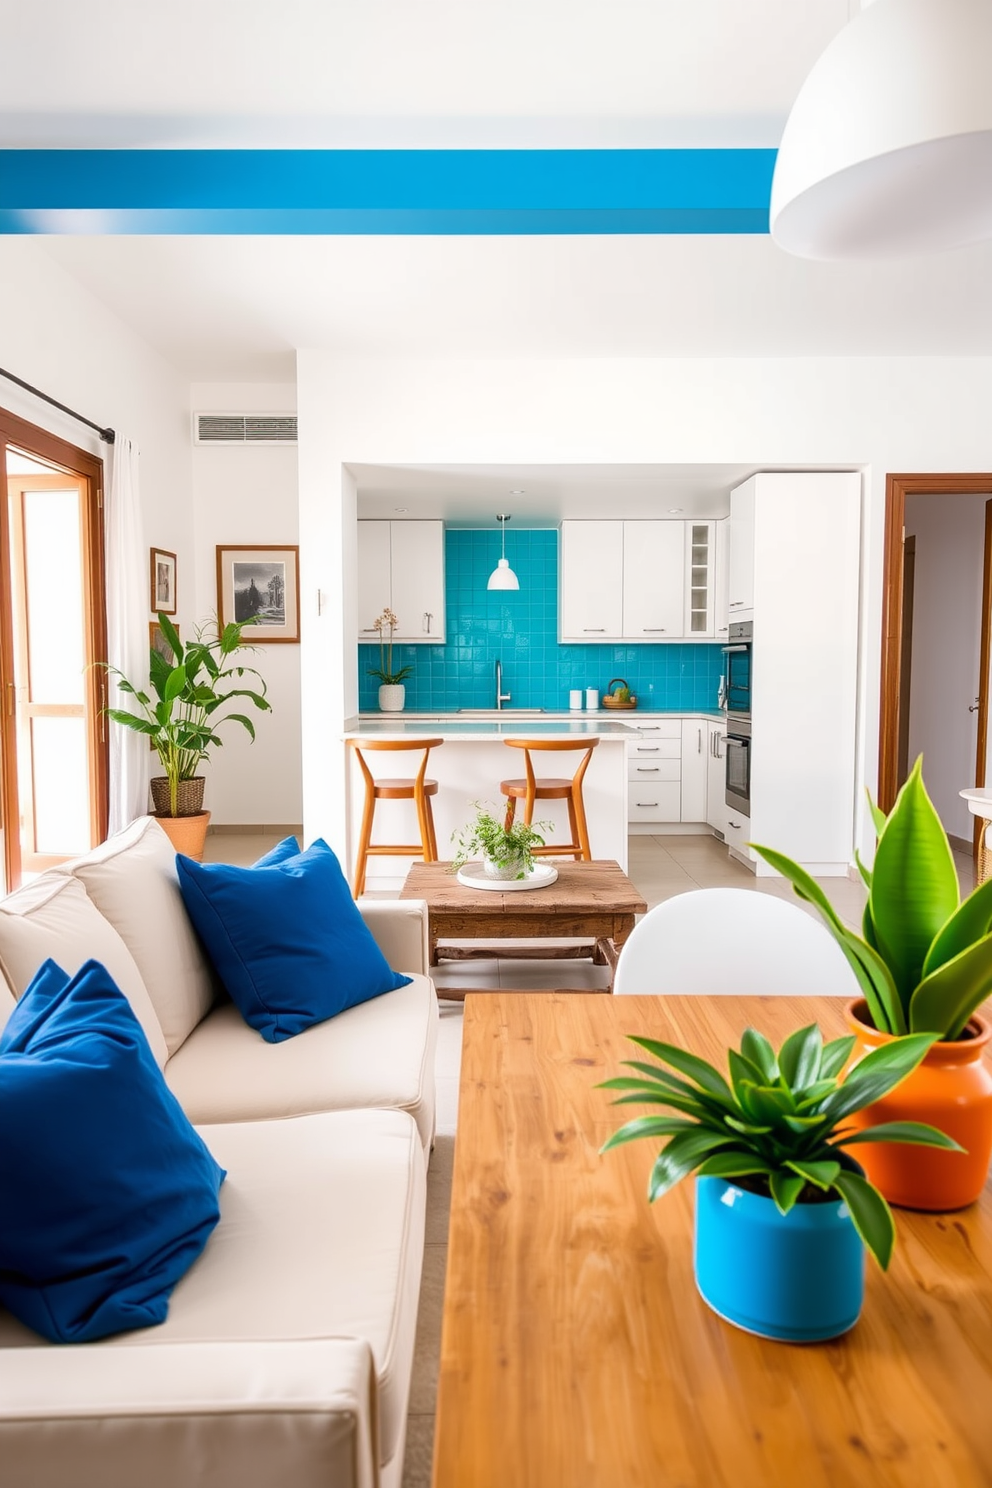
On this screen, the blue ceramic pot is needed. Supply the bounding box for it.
[694,1176,865,1342]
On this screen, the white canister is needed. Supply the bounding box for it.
[569,690,583,710]
[585,686,599,710]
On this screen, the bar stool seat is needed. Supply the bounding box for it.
[499,738,599,862]
[348,738,444,897]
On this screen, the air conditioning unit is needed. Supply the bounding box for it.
[193,414,298,446]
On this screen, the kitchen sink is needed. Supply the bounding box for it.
[456,708,547,717]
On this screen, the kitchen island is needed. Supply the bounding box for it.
[342,713,638,890]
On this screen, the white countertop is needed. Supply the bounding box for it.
[344,708,727,739]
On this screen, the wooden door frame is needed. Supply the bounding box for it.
[878,472,992,813]
[0,408,108,889]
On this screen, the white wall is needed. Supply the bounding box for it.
[190,382,302,825]
[297,353,992,861]
[905,492,989,842]
[0,239,190,578]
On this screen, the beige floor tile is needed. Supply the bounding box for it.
[497,959,609,990]
[401,1412,435,1488]
[407,1243,448,1416]
[434,1075,461,1134]
[425,1134,454,1245]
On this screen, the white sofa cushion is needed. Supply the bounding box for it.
[0,1108,426,1488]
[0,875,167,1069]
[0,983,14,1036]
[165,974,439,1153]
[71,816,216,1056]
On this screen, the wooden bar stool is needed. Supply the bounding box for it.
[349,738,444,897]
[499,738,599,862]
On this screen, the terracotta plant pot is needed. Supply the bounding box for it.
[153,810,211,862]
[844,999,992,1211]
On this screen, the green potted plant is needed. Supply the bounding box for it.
[451,802,551,881]
[752,756,992,1209]
[368,608,413,713]
[103,612,271,859]
[600,1021,958,1340]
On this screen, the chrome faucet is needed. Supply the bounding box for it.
[495,657,511,710]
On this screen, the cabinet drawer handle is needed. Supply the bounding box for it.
[636,801,659,807]
[636,766,659,772]
[728,821,742,830]
[583,628,606,632]
[642,627,667,632]
[423,612,432,633]
[634,747,660,753]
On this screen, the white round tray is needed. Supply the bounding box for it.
[456,863,559,892]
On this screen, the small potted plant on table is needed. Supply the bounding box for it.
[368,608,413,712]
[103,612,271,860]
[600,1021,958,1341]
[753,756,992,1210]
[452,802,551,881]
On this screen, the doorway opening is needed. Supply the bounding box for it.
[0,408,109,890]
[878,472,992,873]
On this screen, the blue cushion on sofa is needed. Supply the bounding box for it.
[175,837,412,1043]
[0,958,225,1344]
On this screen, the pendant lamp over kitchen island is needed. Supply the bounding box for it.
[770,0,992,260]
[487,514,519,591]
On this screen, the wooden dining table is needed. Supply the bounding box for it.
[432,992,992,1488]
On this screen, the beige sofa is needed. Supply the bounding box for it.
[0,817,439,1488]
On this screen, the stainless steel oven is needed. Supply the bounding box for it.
[726,716,751,818]
[723,620,752,719]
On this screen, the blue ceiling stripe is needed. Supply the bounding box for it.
[0,149,775,234]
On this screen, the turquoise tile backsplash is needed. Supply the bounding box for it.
[358,528,725,712]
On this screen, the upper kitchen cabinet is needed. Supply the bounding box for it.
[728,480,755,619]
[623,521,685,640]
[559,521,624,640]
[560,519,716,642]
[357,520,445,644]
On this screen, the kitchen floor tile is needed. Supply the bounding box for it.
[496,958,609,990]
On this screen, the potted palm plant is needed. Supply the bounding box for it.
[368,608,413,712]
[600,1021,958,1341]
[451,803,551,881]
[752,756,992,1210]
[103,612,271,859]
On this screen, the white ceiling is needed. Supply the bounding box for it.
[6,0,992,381]
[349,461,862,522]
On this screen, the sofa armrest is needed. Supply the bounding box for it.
[0,1338,378,1488]
[358,899,429,978]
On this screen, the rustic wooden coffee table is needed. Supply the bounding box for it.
[432,992,992,1488]
[400,859,647,996]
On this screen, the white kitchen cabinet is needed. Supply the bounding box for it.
[706,719,731,839]
[713,518,730,641]
[684,521,717,637]
[680,718,708,822]
[560,520,715,642]
[728,480,755,620]
[626,722,681,825]
[357,520,445,643]
[559,521,623,640]
[623,521,685,640]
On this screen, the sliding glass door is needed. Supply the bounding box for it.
[0,410,108,888]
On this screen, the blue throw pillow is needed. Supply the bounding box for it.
[0,959,225,1344]
[175,837,412,1043]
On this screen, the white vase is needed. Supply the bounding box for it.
[379,684,405,712]
[483,855,528,881]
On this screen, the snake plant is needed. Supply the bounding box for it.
[753,757,992,1040]
[601,1022,959,1269]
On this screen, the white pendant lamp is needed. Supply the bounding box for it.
[487,513,520,591]
[771,0,992,260]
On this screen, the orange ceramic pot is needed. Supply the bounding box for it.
[844,999,992,1211]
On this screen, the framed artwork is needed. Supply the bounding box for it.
[149,619,179,664]
[149,547,177,615]
[216,544,301,644]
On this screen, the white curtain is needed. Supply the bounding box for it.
[105,435,149,834]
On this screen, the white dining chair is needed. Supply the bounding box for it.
[613,887,860,998]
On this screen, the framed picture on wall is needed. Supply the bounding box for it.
[149,619,179,663]
[216,544,301,643]
[149,548,177,615]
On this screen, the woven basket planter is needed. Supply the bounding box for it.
[150,776,206,818]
